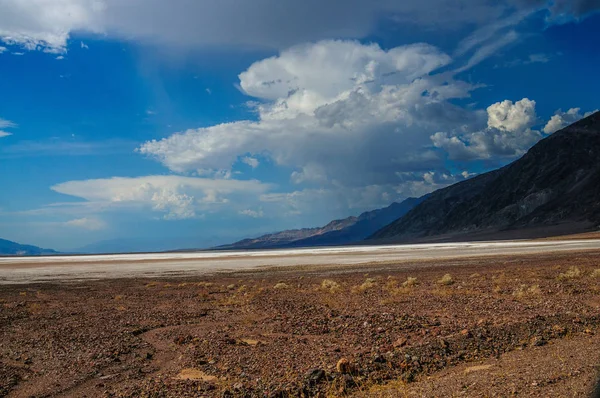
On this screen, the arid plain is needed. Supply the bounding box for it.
[2,239,600,397]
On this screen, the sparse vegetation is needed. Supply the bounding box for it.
[557,266,581,281]
[273,282,290,289]
[437,274,454,285]
[591,269,600,278]
[402,276,418,287]
[352,277,377,293]
[513,284,541,298]
[321,279,341,292]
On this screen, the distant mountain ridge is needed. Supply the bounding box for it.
[0,238,58,256]
[216,197,424,250]
[371,111,600,242]
[217,217,357,250]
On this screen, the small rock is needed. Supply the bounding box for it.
[232,382,244,391]
[460,329,471,337]
[305,368,326,386]
[401,371,415,383]
[393,337,408,347]
[530,336,546,347]
[373,354,385,363]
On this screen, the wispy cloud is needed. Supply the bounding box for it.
[0,118,16,138]
[455,12,527,57]
[455,30,519,73]
[64,217,107,231]
[0,139,136,158]
[0,118,16,129]
[497,53,552,68]
[239,209,264,218]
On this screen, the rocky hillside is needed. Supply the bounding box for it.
[217,197,423,250]
[372,111,600,241]
[0,238,58,256]
[216,217,358,250]
[284,197,424,247]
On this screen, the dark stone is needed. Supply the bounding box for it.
[305,368,326,386]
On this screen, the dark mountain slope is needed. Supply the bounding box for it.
[0,238,58,256]
[372,111,600,241]
[217,197,423,250]
[285,197,424,247]
[215,217,358,250]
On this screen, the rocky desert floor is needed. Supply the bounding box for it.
[2,251,600,397]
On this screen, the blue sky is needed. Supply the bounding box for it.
[0,0,598,252]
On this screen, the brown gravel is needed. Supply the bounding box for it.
[1,251,600,397]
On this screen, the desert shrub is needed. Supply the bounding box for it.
[557,266,581,281]
[591,269,600,278]
[352,278,377,293]
[437,274,454,286]
[528,284,541,295]
[513,284,541,298]
[402,277,418,287]
[273,282,290,289]
[321,279,341,292]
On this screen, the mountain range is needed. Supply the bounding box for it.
[216,197,424,250]
[0,238,58,256]
[371,111,600,242]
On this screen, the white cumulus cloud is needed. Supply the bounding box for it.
[543,107,598,134]
[0,0,103,53]
[139,40,480,189]
[241,156,259,168]
[431,98,542,160]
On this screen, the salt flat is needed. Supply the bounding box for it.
[1,239,600,284]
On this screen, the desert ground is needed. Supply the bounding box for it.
[1,242,600,397]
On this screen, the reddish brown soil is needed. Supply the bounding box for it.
[1,251,600,397]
